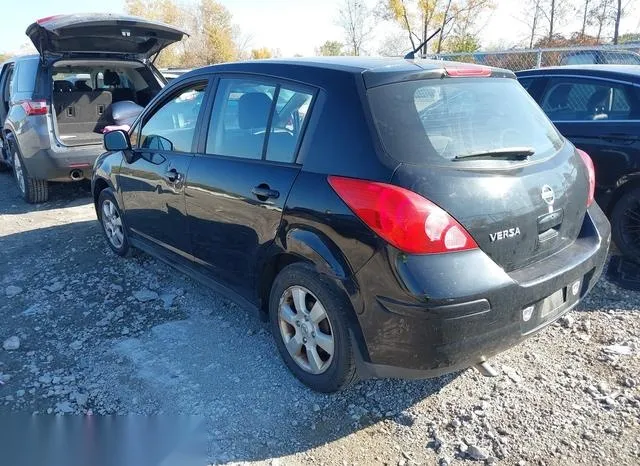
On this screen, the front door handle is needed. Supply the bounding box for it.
[163,168,181,183]
[252,185,280,200]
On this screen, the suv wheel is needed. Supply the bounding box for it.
[12,148,48,203]
[269,263,359,392]
[97,188,131,256]
[611,187,640,263]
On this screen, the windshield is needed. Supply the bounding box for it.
[368,77,564,164]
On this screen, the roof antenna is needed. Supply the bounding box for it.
[404,17,453,60]
[404,28,441,60]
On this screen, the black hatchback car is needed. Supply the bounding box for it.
[92,57,610,392]
[517,66,640,261]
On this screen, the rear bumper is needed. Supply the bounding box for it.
[23,146,102,181]
[350,203,611,379]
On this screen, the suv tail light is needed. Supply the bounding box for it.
[577,149,595,207]
[20,100,48,116]
[328,176,478,254]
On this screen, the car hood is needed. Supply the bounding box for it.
[26,13,187,60]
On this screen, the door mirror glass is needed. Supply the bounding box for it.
[104,130,131,151]
[142,134,174,151]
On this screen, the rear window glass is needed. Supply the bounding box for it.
[368,78,564,164]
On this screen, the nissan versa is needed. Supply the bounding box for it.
[92,57,611,392]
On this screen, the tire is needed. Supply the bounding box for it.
[97,188,131,257]
[611,187,640,263]
[269,263,359,392]
[11,145,48,203]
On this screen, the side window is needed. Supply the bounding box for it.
[518,78,534,92]
[266,86,313,163]
[541,78,638,121]
[206,79,277,160]
[139,82,206,152]
[0,64,14,103]
[16,60,38,93]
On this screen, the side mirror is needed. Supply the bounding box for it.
[104,130,131,152]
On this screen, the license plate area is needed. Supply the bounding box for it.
[539,288,567,318]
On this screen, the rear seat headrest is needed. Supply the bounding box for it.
[103,70,120,87]
[53,80,73,93]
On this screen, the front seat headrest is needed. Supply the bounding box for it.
[238,92,272,129]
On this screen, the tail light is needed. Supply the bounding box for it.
[328,176,478,254]
[577,149,595,207]
[20,100,48,116]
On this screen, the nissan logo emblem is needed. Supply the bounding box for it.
[541,185,555,205]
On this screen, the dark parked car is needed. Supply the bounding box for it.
[517,65,640,261]
[560,49,640,66]
[93,57,610,392]
[0,14,186,203]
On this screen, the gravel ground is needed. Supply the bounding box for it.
[1,171,639,466]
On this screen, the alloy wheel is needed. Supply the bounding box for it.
[101,199,124,249]
[278,285,335,375]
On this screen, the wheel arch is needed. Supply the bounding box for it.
[257,227,354,312]
[256,228,370,363]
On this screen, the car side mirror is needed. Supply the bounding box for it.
[104,130,131,152]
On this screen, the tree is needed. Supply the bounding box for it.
[125,0,240,67]
[377,31,411,56]
[251,48,272,59]
[317,41,344,56]
[382,0,493,55]
[618,32,640,43]
[613,0,622,44]
[442,34,480,52]
[337,0,375,55]
[580,0,592,36]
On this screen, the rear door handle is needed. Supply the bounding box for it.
[252,185,280,200]
[163,168,181,183]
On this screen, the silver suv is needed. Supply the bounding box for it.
[0,14,185,202]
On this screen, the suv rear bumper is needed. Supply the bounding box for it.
[350,203,611,379]
[23,146,102,181]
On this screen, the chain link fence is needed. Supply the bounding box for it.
[429,44,640,72]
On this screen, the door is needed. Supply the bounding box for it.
[119,80,209,258]
[539,76,640,197]
[26,14,186,60]
[185,76,315,297]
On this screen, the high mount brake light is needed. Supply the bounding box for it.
[20,100,48,116]
[328,176,478,254]
[577,149,595,207]
[445,67,492,77]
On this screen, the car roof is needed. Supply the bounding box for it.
[182,56,514,88]
[516,65,640,79]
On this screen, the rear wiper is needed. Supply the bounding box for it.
[453,147,535,161]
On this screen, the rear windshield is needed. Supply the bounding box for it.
[368,77,564,164]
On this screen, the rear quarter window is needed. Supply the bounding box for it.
[368,77,564,164]
[15,59,39,93]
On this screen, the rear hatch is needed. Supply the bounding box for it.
[26,14,186,60]
[367,71,590,272]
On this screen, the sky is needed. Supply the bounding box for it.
[2,0,640,56]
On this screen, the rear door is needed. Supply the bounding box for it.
[26,14,186,60]
[538,76,640,195]
[118,79,210,258]
[185,75,315,297]
[368,76,590,272]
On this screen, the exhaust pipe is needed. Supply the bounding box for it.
[474,360,499,377]
[70,169,83,180]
